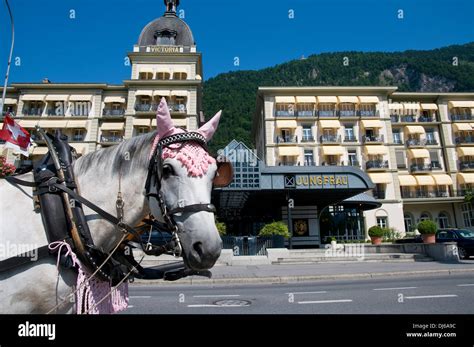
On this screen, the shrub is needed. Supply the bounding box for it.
[383,227,402,242]
[258,221,290,239]
[0,156,16,178]
[368,225,384,237]
[215,221,227,236]
[417,220,437,235]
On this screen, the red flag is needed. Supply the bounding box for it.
[0,114,31,157]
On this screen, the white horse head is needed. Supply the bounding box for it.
[149,98,223,270]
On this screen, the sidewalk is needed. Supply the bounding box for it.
[133,260,474,286]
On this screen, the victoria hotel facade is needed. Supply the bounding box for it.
[2,0,474,241]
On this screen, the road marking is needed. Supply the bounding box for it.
[373,287,418,291]
[297,299,352,304]
[405,295,458,300]
[130,296,152,299]
[285,291,327,295]
[457,284,474,287]
[187,304,247,308]
[192,294,240,298]
[128,305,135,308]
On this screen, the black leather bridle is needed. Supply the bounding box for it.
[144,132,217,257]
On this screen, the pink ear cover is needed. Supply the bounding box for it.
[197,110,222,142]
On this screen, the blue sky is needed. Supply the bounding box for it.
[0,0,472,84]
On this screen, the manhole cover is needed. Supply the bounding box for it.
[213,299,251,307]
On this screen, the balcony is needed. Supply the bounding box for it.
[22,108,42,116]
[320,134,341,143]
[406,138,426,147]
[390,115,399,123]
[366,160,389,170]
[103,109,125,117]
[425,139,438,145]
[451,114,472,121]
[318,110,336,118]
[419,115,435,122]
[455,136,474,145]
[322,161,342,166]
[275,135,297,144]
[303,160,316,166]
[459,161,474,171]
[401,190,451,199]
[301,135,315,143]
[401,115,416,123]
[344,135,357,142]
[339,110,356,117]
[359,110,377,117]
[100,135,124,144]
[277,161,298,166]
[362,134,384,144]
[135,104,153,112]
[409,163,432,173]
[373,190,386,199]
[296,110,314,117]
[275,110,295,117]
[46,109,65,117]
[168,103,187,113]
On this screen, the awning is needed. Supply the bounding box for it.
[319,120,341,129]
[133,119,151,127]
[18,120,38,128]
[405,125,426,134]
[369,173,392,184]
[458,173,474,184]
[104,96,126,103]
[4,98,17,104]
[415,175,435,186]
[278,146,300,156]
[37,120,68,128]
[101,122,124,130]
[295,96,316,103]
[403,103,421,111]
[398,175,417,186]
[275,120,297,128]
[139,68,154,74]
[388,103,404,110]
[449,101,474,108]
[45,95,69,101]
[66,120,88,128]
[69,95,93,101]
[408,149,430,158]
[457,147,474,157]
[317,96,338,103]
[135,90,153,97]
[321,146,345,156]
[70,143,87,155]
[420,103,438,110]
[338,96,359,103]
[171,90,188,96]
[173,118,187,127]
[453,123,472,131]
[275,96,295,103]
[21,94,45,101]
[153,90,171,97]
[432,174,453,186]
[32,147,49,155]
[365,145,387,155]
[360,119,383,128]
[359,96,379,103]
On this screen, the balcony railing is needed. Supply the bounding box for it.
[460,161,474,171]
[47,109,65,117]
[135,103,186,113]
[393,137,403,145]
[318,110,336,117]
[344,135,357,142]
[320,134,341,143]
[401,190,451,199]
[406,138,426,147]
[390,115,399,123]
[296,110,314,117]
[419,115,434,122]
[22,109,43,116]
[168,103,187,113]
[401,115,416,123]
[275,135,298,144]
[275,110,295,117]
[301,135,315,142]
[451,114,472,121]
[366,160,389,170]
[100,135,124,143]
[425,139,438,145]
[373,190,386,199]
[347,160,360,168]
[277,161,298,166]
[135,104,152,112]
[322,161,342,166]
[339,110,356,117]
[359,110,377,117]
[409,163,432,172]
[362,134,384,143]
[455,136,474,145]
[103,109,125,116]
[303,160,315,166]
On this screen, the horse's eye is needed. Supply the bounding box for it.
[162,165,174,178]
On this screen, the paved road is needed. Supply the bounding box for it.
[123,274,474,314]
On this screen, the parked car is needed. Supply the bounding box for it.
[395,234,423,244]
[436,229,474,259]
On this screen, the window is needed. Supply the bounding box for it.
[155,29,177,45]
[404,213,413,232]
[304,149,314,166]
[360,103,376,116]
[344,125,355,141]
[348,150,358,166]
[173,72,187,80]
[438,212,450,229]
[396,150,406,169]
[426,129,436,144]
[73,129,84,141]
[302,125,313,142]
[461,203,474,227]
[137,127,149,135]
[392,129,402,144]
[420,212,431,222]
[376,217,388,228]
[429,150,441,169]
[156,72,170,80]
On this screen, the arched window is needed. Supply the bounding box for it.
[420,212,431,222]
[404,213,414,232]
[438,212,450,229]
[155,29,177,46]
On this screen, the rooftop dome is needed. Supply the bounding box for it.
[138,0,195,47]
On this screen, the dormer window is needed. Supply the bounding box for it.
[155,29,177,46]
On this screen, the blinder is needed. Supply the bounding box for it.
[213,160,233,188]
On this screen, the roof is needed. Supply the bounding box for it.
[138,15,194,47]
[342,192,382,210]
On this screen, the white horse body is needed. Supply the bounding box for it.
[0,99,223,314]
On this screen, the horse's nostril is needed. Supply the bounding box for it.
[193,242,203,257]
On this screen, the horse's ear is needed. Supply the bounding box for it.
[198,110,222,142]
[156,97,174,138]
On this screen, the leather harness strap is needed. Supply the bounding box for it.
[0,246,50,273]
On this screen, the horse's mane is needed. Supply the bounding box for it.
[74,132,156,177]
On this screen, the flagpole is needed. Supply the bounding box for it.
[1,0,15,116]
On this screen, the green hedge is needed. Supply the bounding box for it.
[259,221,290,239]
[368,225,385,237]
[417,220,437,235]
